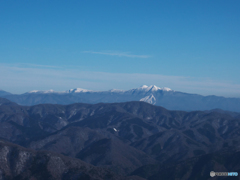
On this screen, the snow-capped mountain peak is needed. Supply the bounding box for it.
[162,87,172,91]
[140,85,148,89]
[135,85,172,92]
[148,85,161,91]
[27,89,56,94]
[68,88,92,93]
[109,89,126,93]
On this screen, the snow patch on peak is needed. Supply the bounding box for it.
[27,89,57,94]
[162,87,172,91]
[148,85,161,91]
[134,85,149,91]
[68,88,92,93]
[28,90,39,93]
[140,85,148,88]
[140,94,156,105]
[136,85,172,92]
[46,89,55,93]
[135,85,160,92]
[109,89,125,93]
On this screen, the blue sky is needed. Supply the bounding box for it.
[1,0,240,97]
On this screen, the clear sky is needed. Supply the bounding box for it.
[1,0,240,97]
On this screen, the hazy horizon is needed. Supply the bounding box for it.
[1,80,240,98]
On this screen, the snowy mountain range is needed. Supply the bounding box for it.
[1,85,240,112]
[25,85,172,94]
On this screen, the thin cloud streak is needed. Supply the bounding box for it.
[1,63,60,69]
[82,51,151,58]
[0,63,240,97]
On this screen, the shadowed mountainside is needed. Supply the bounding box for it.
[0,140,146,180]
[131,147,240,180]
[0,98,240,179]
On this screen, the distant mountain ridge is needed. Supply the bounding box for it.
[1,85,240,112]
[0,89,12,96]
[23,85,172,94]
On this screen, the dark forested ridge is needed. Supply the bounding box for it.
[0,140,145,180]
[0,98,240,179]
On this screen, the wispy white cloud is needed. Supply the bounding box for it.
[17,63,60,69]
[1,63,60,69]
[82,51,151,58]
[0,63,240,97]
